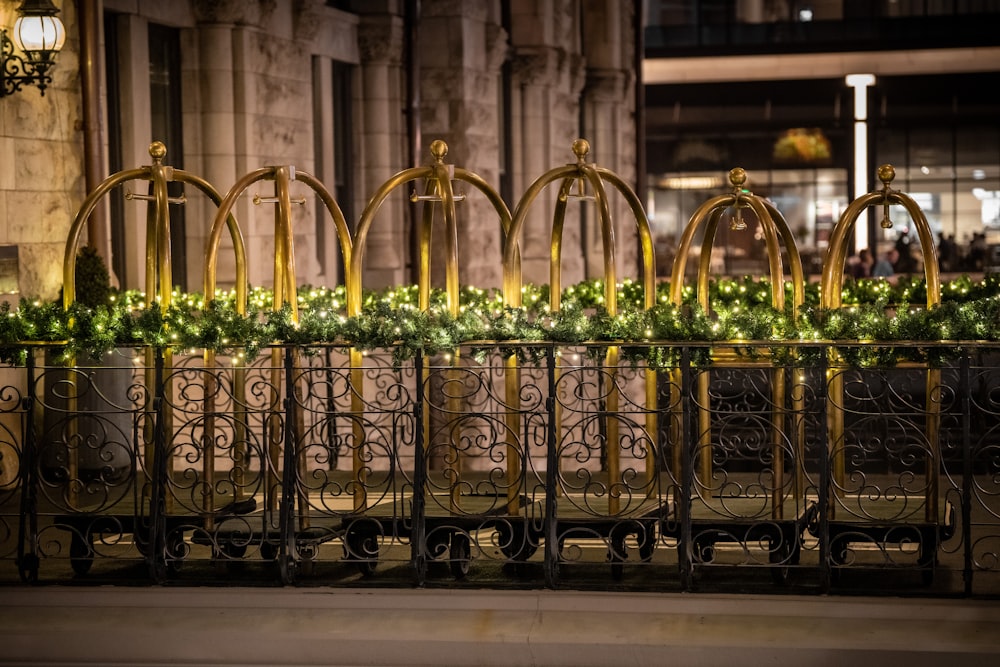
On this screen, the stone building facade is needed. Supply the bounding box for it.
[0,0,639,302]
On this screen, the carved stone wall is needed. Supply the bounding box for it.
[0,0,639,301]
[0,0,83,300]
[420,1,507,289]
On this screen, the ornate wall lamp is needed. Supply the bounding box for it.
[1,0,66,97]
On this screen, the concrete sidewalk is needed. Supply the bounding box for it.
[1,587,998,666]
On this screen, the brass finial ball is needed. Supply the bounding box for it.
[572,138,590,161]
[149,141,167,160]
[877,164,895,185]
[429,139,448,162]
[729,167,747,188]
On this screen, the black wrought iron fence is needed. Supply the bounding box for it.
[2,341,999,596]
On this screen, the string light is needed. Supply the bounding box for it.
[2,275,1000,367]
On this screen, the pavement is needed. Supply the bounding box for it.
[1,586,999,666]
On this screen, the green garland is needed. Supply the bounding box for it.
[3,275,1000,366]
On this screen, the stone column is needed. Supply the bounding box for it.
[192,22,243,288]
[582,0,638,281]
[508,0,590,288]
[582,68,636,280]
[357,15,408,290]
[420,0,507,290]
[509,47,559,287]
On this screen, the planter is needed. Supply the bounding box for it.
[39,348,139,489]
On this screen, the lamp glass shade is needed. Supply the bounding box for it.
[12,14,66,59]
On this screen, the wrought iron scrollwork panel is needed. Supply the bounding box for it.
[0,364,26,565]
[821,352,959,580]
[27,350,152,574]
[683,357,811,575]
[967,352,1000,587]
[550,346,664,577]
[416,345,547,574]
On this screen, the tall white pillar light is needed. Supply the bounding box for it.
[846,73,876,252]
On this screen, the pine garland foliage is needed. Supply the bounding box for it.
[4,274,1000,366]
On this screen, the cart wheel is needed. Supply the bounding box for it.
[638,530,656,562]
[347,532,379,577]
[70,531,93,576]
[497,524,537,561]
[18,553,39,584]
[165,534,186,576]
[693,538,715,564]
[260,540,279,561]
[280,554,298,584]
[299,544,317,577]
[450,533,472,580]
[609,534,627,581]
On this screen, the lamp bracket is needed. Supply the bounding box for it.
[1,28,54,97]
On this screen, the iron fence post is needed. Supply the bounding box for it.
[960,348,973,595]
[679,346,693,590]
[279,346,298,584]
[818,347,831,592]
[544,344,560,588]
[17,349,39,583]
[412,350,427,586]
[148,347,168,583]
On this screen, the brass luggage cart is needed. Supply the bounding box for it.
[336,140,529,581]
[816,165,955,585]
[502,140,661,582]
[196,158,352,582]
[31,142,245,580]
[666,168,814,587]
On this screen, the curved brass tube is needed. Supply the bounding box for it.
[669,171,803,316]
[150,155,172,307]
[821,165,939,310]
[349,166,430,317]
[504,163,578,309]
[596,168,658,309]
[204,167,273,315]
[62,166,148,309]
[296,171,354,274]
[204,165,353,316]
[667,193,734,308]
[455,168,514,239]
[274,166,295,317]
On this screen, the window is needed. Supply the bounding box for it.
[104,16,186,292]
[313,57,356,284]
[148,23,186,292]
